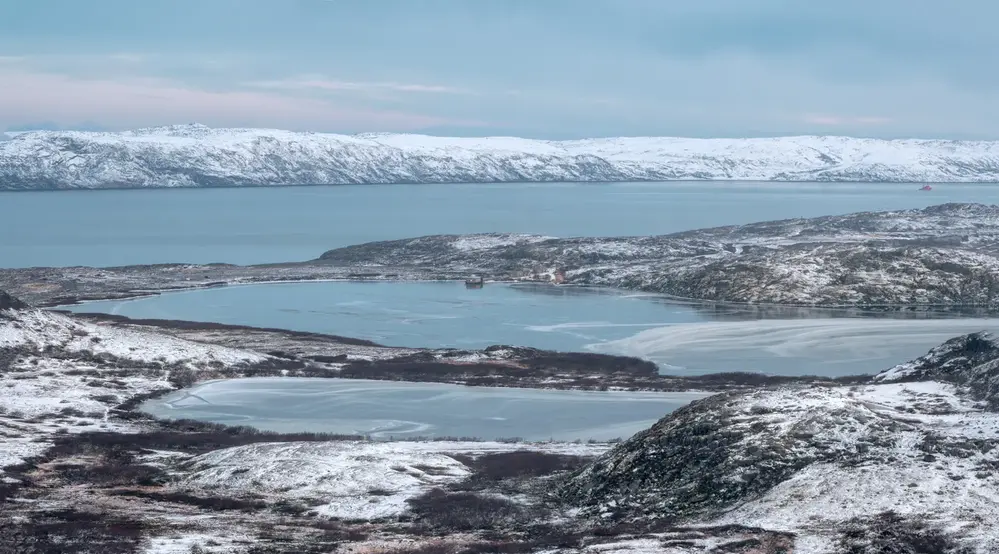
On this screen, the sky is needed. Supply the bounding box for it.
[1,0,997,139]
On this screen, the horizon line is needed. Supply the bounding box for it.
[4,122,999,143]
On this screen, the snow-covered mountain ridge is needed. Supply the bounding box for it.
[3,123,999,189]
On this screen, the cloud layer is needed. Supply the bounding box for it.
[1,0,997,138]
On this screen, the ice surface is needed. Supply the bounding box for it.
[594,318,999,376]
[65,281,711,352]
[142,378,710,441]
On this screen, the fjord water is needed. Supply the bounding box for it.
[142,377,710,441]
[67,281,999,377]
[21,182,999,438]
[5,181,999,268]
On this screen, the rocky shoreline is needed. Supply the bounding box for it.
[4,203,999,311]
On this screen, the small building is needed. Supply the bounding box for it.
[464,276,484,288]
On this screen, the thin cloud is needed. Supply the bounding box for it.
[107,53,146,63]
[247,76,472,95]
[0,69,478,132]
[803,114,892,126]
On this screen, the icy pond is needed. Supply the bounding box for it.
[68,281,999,377]
[141,378,710,441]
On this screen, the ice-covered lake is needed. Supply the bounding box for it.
[142,378,709,441]
[68,281,999,377]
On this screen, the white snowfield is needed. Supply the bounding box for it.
[3,124,999,189]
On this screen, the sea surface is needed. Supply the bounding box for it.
[67,281,999,377]
[4,181,999,268]
[141,377,710,441]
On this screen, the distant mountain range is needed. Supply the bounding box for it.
[2,123,999,190]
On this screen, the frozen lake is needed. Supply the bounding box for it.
[142,378,710,441]
[68,281,999,377]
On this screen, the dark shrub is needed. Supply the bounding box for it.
[408,489,523,531]
[111,490,267,512]
[463,451,590,481]
[0,509,146,554]
[838,511,974,554]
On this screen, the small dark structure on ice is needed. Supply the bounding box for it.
[465,276,485,288]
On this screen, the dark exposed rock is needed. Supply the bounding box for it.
[0,290,27,311]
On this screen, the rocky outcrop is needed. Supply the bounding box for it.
[317,203,999,307]
[0,290,26,311]
[876,331,999,408]
[561,388,909,521]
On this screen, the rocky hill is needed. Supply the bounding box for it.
[317,202,999,307]
[4,204,999,310]
[562,333,999,551]
[3,124,999,189]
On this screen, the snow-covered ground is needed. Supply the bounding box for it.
[711,382,999,553]
[173,440,608,521]
[4,124,999,189]
[567,332,999,552]
[0,307,268,473]
[0,309,268,367]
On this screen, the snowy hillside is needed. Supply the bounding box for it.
[3,124,999,189]
[564,333,999,552]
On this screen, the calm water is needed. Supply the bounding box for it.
[67,281,999,376]
[141,377,710,441]
[32,182,999,439]
[5,182,999,268]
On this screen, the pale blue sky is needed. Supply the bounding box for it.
[1,0,997,138]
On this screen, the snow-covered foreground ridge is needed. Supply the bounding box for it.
[565,331,999,552]
[3,124,999,189]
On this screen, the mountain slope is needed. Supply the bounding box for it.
[562,333,999,552]
[3,124,999,189]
